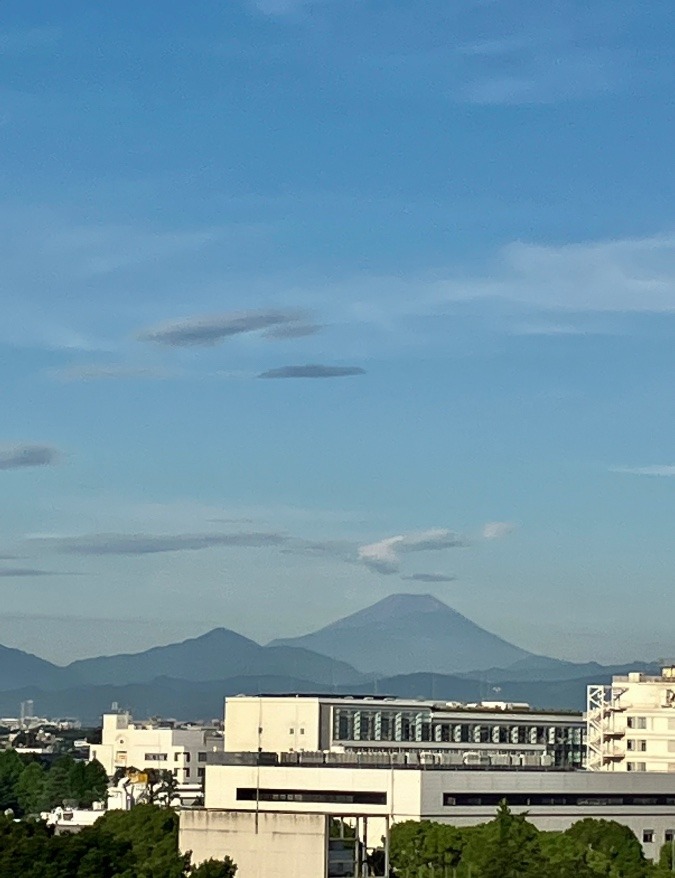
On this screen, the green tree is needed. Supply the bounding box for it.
[190,858,238,878]
[564,819,650,878]
[461,800,542,878]
[80,759,109,807]
[0,750,23,812]
[43,755,76,809]
[15,761,48,815]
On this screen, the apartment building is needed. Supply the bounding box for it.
[587,667,675,771]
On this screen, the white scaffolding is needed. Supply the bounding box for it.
[586,684,628,771]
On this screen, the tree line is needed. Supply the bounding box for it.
[0,804,235,878]
[389,803,675,877]
[0,750,108,816]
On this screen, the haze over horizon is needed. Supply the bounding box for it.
[2,1,675,665]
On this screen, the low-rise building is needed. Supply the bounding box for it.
[180,751,675,875]
[90,712,222,782]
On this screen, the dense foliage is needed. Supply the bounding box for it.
[0,751,108,815]
[389,803,675,877]
[0,805,236,878]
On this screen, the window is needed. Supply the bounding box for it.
[198,752,207,762]
[184,768,190,778]
[174,753,181,761]
[198,767,205,778]
[289,728,294,734]
[442,793,675,807]
[643,830,654,844]
[628,716,647,730]
[627,762,647,772]
[236,788,387,805]
[184,752,191,762]
[144,753,167,762]
[666,831,674,843]
[300,728,305,735]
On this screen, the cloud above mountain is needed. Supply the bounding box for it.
[0,445,60,470]
[359,529,466,575]
[138,309,309,347]
[401,572,457,583]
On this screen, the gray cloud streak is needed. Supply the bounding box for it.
[401,573,458,583]
[139,309,308,347]
[263,323,323,340]
[0,444,60,470]
[30,531,287,556]
[0,567,71,577]
[258,365,366,379]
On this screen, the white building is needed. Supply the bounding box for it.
[587,667,675,771]
[90,712,222,782]
[180,752,675,875]
[224,694,585,768]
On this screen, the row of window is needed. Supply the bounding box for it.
[443,793,675,807]
[171,767,206,779]
[143,752,208,762]
[236,788,387,805]
[333,709,583,746]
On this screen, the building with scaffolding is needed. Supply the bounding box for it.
[587,667,675,771]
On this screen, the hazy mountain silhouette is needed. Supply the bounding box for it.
[66,627,363,687]
[270,593,532,675]
[0,644,73,692]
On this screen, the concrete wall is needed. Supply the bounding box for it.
[180,809,327,878]
[224,697,322,753]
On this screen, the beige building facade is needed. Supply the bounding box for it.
[587,668,675,771]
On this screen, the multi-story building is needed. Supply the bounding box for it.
[587,667,675,771]
[90,712,222,782]
[224,694,585,768]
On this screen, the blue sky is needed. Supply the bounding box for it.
[2,0,675,664]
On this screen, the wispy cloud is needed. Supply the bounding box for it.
[401,572,457,583]
[0,567,75,578]
[258,364,366,379]
[482,521,517,540]
[359,529,466,575]
[0,445,61,471]
[432,235,675,314]
[52,364,175,382]
[29,530,287,556]
[611,465,675,477]
[139,309,308,347]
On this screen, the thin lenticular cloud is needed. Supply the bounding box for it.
[401,573,458,583]
[0,567,75,578]
[0,444,61,470]
[29,530,288,556]
[263,323,323,340]
[138,309,308,347]
[258,365,365,379]
[611,465,675,477]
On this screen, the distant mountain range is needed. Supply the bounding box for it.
[0,593,662,723]
[270,593,532,675]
